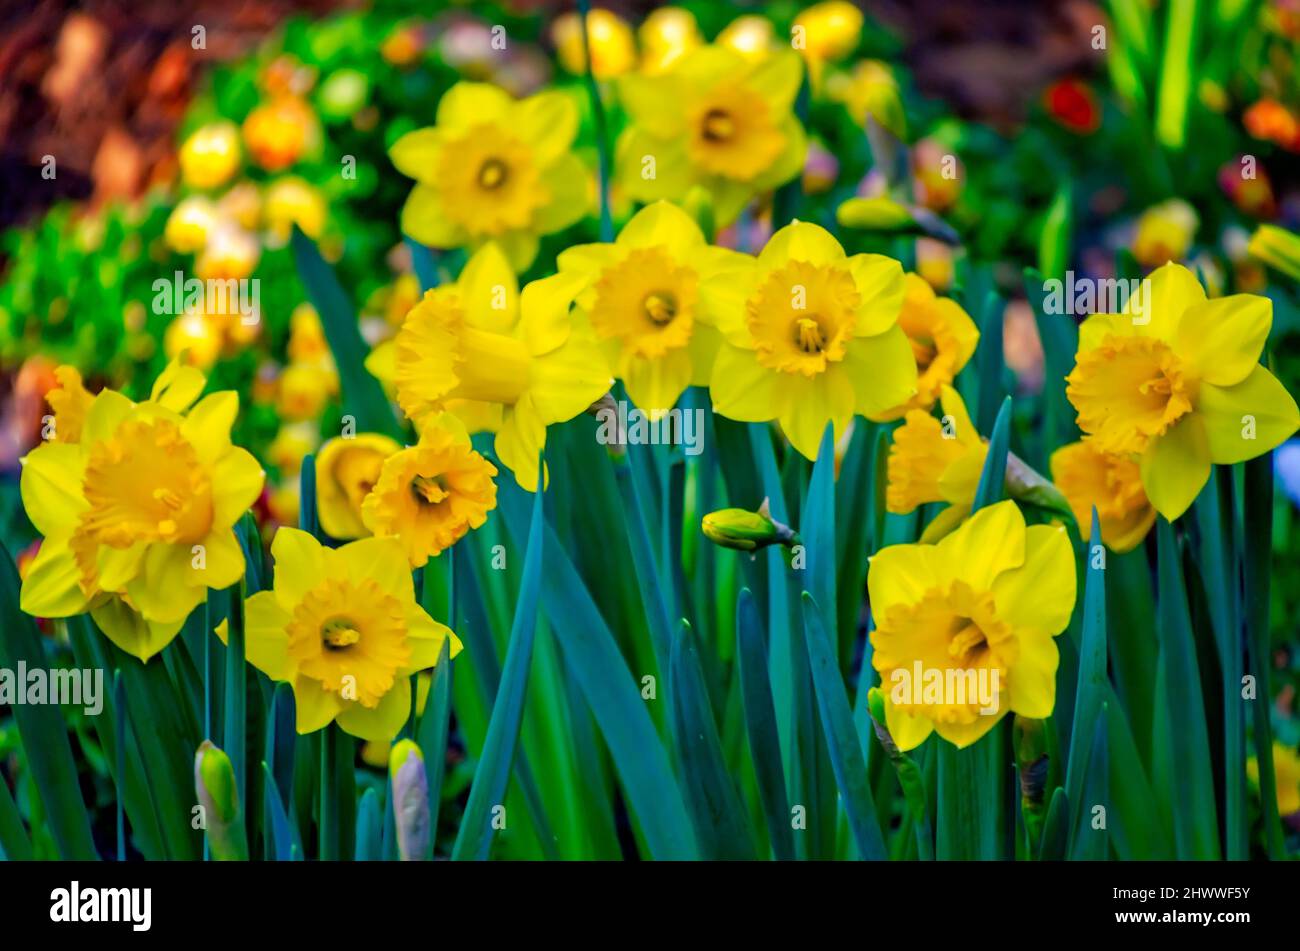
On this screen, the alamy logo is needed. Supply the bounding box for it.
[595,400,704,456]
[152,270,260,325]
[1042,271,1150,325]
[0,663,102,715]
[889,662,1001,716]
[50,882,151,931]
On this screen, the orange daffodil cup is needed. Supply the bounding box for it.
[1065,262,1299,521]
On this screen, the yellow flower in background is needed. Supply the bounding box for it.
[195,224,261,282]
[362,415,498,567]
[556,201,746,416]
[886,384,986,540]
[552,9,637,78]
[164,309,229,371]
[1050,441,1155,553]
[45,366,94,444]
[1247,743,1300,817]
[220,529,461,742]
[716,15,777,62]
[264,176,327,242]
[1065,263,1300,520]
[706,221,914,459]
[179,121,242,190]
[793,1,863,88]
[389,83,590,271]
[868,500,1077,750]
[20,362,264,661]
[1133,198,1198,268]
[267,422,320,478]
[164,196,220,254]
[616,45,807,226]
[827,60,907,140]
[243,96,319,171]
[639,8,702,74]
[362,671,433,767]
[869,273,978,421]
[315,433,402,540]
[218,182,262,232]
[287,303,332,365]
[367,243,612,491]
[275,363,337,422]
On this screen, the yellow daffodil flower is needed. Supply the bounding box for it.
[164,196,220,254]
[1049,441,1155,553]
[263,176,327,242]
[221,529,461,742]
[716,16,777,62]
[266,422,319,479]
[706,221,915,459]
[552,9,637,79]
[793,1,863,90]
[389,82,590,271]
[362,415,498,567]
[242,96,319,171]
[275,363,336,422]
[178,121,242,190]
[886,384,986,539]
[195,223,260,282]
[869,273,978,421]
[315,433,402,540]
[556,200,746,416]
[45,366,93,444]
[1247,742,1300,817]
[367,243,612,491]
[616,44,807,227]
[1065,262,1300,520]
[1132,198,1198,268]
[868,500,1077,750]
[826,60,907,139]
[639,8,702,74]
[20,362,264,661]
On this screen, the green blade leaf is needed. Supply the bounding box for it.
[973,396,1013,511]
[1065,509,1107,851]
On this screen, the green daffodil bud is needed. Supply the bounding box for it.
[701,498,798,552]
[389,739,430,861]
[194,740,248,861]
[865,687,933,857]
[1013,715,1050,851]
[836,196,960,245]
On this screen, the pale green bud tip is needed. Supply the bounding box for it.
[195,740,239,825]
[388,738,424,775]
[865,687,899,758]
[1248,224,1300,280]
[866,686,887,725]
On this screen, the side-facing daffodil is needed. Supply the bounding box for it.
[367,242,612,492]
[315,433,402,540]
[886,384,986,540]
[556,200,746,416]
[868,273,978,421]
[1247,742,1300,817]
[616,44,807,226]
[868,500,1077,750]
[178,121,242,190]
[389,82,590,271]
[792,1,864,89]
[1050,441,1155,553]
[706,221,915,459]
[362,414,498,567]
[220,529,461,742]
[1065,262,1300,520]
[20,361,264,660]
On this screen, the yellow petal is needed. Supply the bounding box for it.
[495,395,548,492]
[270,527,328,612]
[150,359,207,412]
[839,327,918,417]
[698,261,760,348]
[493,230,540,273]
[616,200,704,256]
[1173,294,1271,386]
[457,242,519,334]
[1198,365,1300,464]
[511,90,579,164]
[528,325,613,424]
[199,530,246,591]
[406,608,463,670]
[847,254,905,336]
[1128,261,1205,342]
[757,220,845,269]
[293,675,343,734]
[19,538,89,618]
[1077,313,1128,352]
[91,598,184,663]
[1139,414,1212,521]
[746,48,803,115]
[867,542,941,619]
[331,536,414,603]
[990,524,1077,637]
[241,590,294,681]
[389,127,444,181]
[617,73,684,137]
[20,443,87,537]
[709,343,785,421]
[128,544,206,624]
[918,503,970,544]
[210,447,266,529]
[933,711,1003,749]
[336,679,411,742]
[882,694,934,752]
[1006,629,1060,719]
[535,153,592,234]
[614,126,695,204]
[935,499,1026,592]
[401,183,466,249]
[181,391,238,464]
[435,82,514,131]
[622,349,694,417]
[751,115,808,191]
[777,370,855,460]
[366,339,397,383]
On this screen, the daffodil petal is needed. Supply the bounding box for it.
[91,599,184,662]
[1198,365,1300,464]
[242,590,294,681]
[331,536,414,603]
[709,343,785,421]
[20,443,87,537]
[622,349,694,417]
[882,694,934,752]
[458,242,519,334]
[336,680,411,743]
[19,538,89,618]
[1129,261,1205,341]
[616,200,704,256]
[1174,294,1271,386]
[1139,414,1212,521]
[293,676,343,734]
[758,220,845,269]
[535,153,591,233]
[511,90,579,164]
[495,396,548,492]
[1006,630,1060,719]
[990,524,1076,637]
[181,391,237,464]
[270,528,328,612]
[848,253,905,336]
[401,183,466,249]
[840,327,918,417]
[435,82,514,130]
[210,447,265,529]
[867,542,941,619]
[935,499,1027,591]
[778,370,854,460]
[389,128,444,181]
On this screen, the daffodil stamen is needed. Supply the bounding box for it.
[410,473,450,505]
[701,108,735,142]
[477,157,509,190]
[643,291,679,326]
[321,617,362,650]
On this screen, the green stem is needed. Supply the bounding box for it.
[577,0,613,241]
[320,724,339,861]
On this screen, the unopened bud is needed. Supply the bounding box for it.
[194,740,248,861]
[389,739,430,861]
[701,498,798,552]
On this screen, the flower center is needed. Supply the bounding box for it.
[1065,333,1195,455]
[477,158,508,190]
[589,247,698,359]
[321,616,362,649]
[410,473,449,505]
[946,617,987,666]
[701,109,735,142]
[79,417,215,548]
[747,260,860,377]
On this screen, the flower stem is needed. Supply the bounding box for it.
[577,0,613,241]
